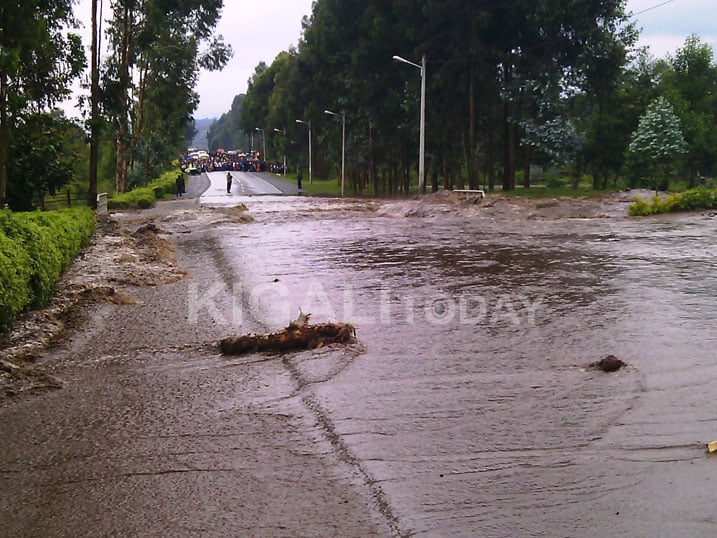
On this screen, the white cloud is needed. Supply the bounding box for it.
[626,0,717,58]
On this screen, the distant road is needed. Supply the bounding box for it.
[196,171,300,203]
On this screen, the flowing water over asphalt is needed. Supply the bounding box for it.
[208,194,717,537]
[2,186,716,537]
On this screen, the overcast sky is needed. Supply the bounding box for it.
[63,0,717,120]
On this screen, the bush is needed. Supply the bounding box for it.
[0,232,33,329]
[107,169,183,209]
[628,187,717,216]
[108,187,157,209]
[0,208,95,330]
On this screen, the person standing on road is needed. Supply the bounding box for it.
[175,173,185,197]
[226,172,233,193]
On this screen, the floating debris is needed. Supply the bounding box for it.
[592,355,626,372]
[220,312,355,355]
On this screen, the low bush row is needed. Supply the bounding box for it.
[108,170,180,209]
[0,208,95,330]
[628,188,717,216]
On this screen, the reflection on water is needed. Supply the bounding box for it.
[218,196,716,537]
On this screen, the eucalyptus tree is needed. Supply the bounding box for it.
[103,0,231,192]
[0,0,85,207]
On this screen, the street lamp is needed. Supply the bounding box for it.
[393,54,426,194]
[273,128,287,176]
[255,127,266,163]
[295,119,312,184]
[324,109,346,197]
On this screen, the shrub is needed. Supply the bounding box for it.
[628,196,653,216]
[0,231,33,329]
[628,187,717,216]
[0,208,95,330]
[108,187,156,209]
[107,169,183,209]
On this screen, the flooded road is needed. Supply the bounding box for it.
[212,195,717,536]
[1,189,716,537]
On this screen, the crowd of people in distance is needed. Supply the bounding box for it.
[180,149,285,175]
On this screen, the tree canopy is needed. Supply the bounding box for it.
[0,0,85,209]
[225,2,717,195]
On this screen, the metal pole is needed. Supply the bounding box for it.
[419,55,426,194]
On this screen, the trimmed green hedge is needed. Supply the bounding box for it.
[108,170,181,210]
[628,188,717,216]
[0,208,96,330]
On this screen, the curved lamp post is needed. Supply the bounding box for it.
[393,54,426,194]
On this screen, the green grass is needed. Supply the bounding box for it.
[279,173,344,196]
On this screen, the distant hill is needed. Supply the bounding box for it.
[190,118,215,150]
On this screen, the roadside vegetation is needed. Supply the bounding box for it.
[107,170,182,209]
[628,187,717,216]
[0,208,95,330]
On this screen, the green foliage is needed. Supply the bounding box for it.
[107,188,157,209]
[103,0,232,193]
[0,208,95,330]
[208,94,251,152]
[628,187,717,215]
[6,113,83,211]
[0,0,86,206]
[660,35,717,183]
[626,96,688,190]
[0,231,33,330]
[107,169,182,209]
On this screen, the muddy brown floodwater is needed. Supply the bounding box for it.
[1,185,716,537]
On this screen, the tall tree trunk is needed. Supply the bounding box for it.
[88,0,100,208]
[455,143,465,190]
[442,157,450,190]
[0,74,8,207]
[502,64,516,191]
[503,108,516,191]
[431,164,439,193]
[523,145,533,188]
[469,75,478,189]
[486,115,495,191]
[133,62,148,176]
[370,123,378,196]
[115,3,132,193]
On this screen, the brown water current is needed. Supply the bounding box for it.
[1,193,716,537]
[216,196,717,537]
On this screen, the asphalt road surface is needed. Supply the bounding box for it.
[199,170,300,203]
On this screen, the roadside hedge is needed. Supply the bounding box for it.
[0,208,96,330]
[108,169,181,210]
